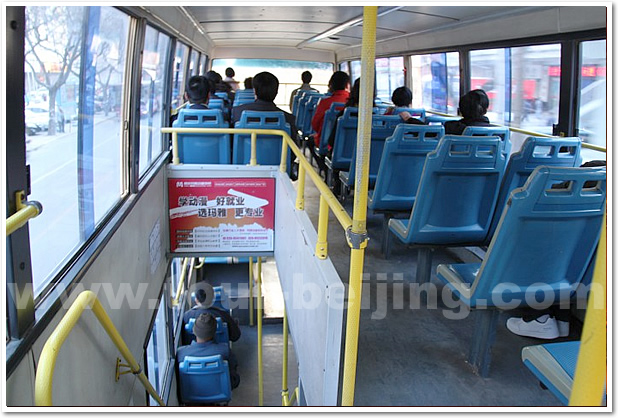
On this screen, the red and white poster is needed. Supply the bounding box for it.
[168,178,275,253]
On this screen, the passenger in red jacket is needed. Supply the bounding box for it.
[311,71,351,147]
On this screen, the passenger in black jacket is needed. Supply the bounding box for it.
[182,288,241,345]
[443,89,492,135]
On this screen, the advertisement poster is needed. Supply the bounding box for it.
[168,178,275,253]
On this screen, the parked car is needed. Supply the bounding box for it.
[25,105,66,135]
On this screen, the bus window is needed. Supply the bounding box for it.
[139,26,171,177]
[471,48,509,124]
[375,56,405,103]
[171,42,189,111]
[578,39,606,148]
[211,58,333,112]
[146,295,172,406]
[189,49,199,77]
[339,61,350,74]
[411,52,459,113]
[350,60,361,82]
[199,54,208,75]
[24,6,130,297]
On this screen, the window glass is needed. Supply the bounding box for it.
[138,26,171,177]
[212,59,333,112]
[338,61,349,74]
[411,52,459,113]
[350,60,361,83]
[199,54,208,75]
[375,56,405,103]
[189,49,199,77]
[470,48,508,124]
[169,258,183,336]
[578,39,606,149]
[171,42,189,110]
[25,6,130,297]
[146,296,170,405]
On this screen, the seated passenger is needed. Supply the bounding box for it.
[384,86,413,115]
[289,70,319,109]
[177,313,240,389]
[224,67,240,92]
[231,71,297,135]
[311,71,350,147]
[205,70,234,107]
[183,288,241,345]
[170,75,211,124]
[243,77,253,90]
[443,89,492,135]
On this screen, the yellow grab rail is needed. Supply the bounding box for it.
[256,257,264,406]
[172,258,193,306]
[35,290,164,406]
[6,190,42,236]
[569,211,607,406]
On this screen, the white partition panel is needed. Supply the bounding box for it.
[274,173,345,406]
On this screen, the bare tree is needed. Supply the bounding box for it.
[25,6,84,135]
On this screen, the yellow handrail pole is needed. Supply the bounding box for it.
[6,191,42,236]
[172,257,190,306]
[295,163,306,210]
[249,257,254,327]
[341,6,377,407]
[171,131,180,165]
[250,132,258,166]
[281,306,289,406]
[35,291,164,406]
[257,257,264,406]
[315,195,329,259]
[569,211,607,406]
[280,137,289,174]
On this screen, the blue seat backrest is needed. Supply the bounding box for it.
[232,111,291,166]
[291,91,305,117]
[300,95,323,135]
[317,102,346,154]
[214,92,229,101]
[425,114,460,125]
[369,124,444,211]
[172,109,230,164]
[462,125,512,157]
[342,115,403,187]
[208,98,226,111]
[329,107,360,170]
[470,166,606,306]
[233,97,255,107]
[404,136,507,244]
[390,107,426,122]
[486,136,582,242]
[178,355,232,404]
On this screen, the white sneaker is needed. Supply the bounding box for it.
[506,314,559,339]
[556,319,570,337]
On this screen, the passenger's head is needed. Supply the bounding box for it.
[391,86,412,107]
[185,75,210,104]
[192,313,217,342]
[225,67,235,78]
[253,71,279,102]
[329,71,351,92]
[346,78,361,107]
[458,89,489,119]
[194,288,209,307]
[244,77,253,89]
[301,71,313,84]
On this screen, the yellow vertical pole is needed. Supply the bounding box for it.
[315,195,329,259]
[250,132,258,166]
[569,211,607,406]
[172,131,180,164]
[249,257,254,326]
[280,135,289,174]
[295,164,306,210]
[341,6,377,407]
[257,257,264,406]
[281,306,289,406]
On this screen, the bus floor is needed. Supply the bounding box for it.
[293,164,577,406]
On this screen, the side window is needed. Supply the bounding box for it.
[138,26,171,177]
[578,39,606,148]
[411,52,459,113]
[146,295,171,406]
[189,49,199,77]
[171,42,189,111]
[470,48,508,124]
[350,60,361,82]
[375,56,405,103]
[338,61,350,74]
[24,6,130,298]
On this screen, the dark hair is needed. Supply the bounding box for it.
[301,71,313,84]
[225,67,235,78]
[253,71,279,102]
[244,77,253,89]
[329,71,351,92]
[391,86,412,107]
[205,70,231,94]
[458,89,489,119]
[193,313,217,341]
[345,78,361,107]
[194,288,208,304]
[185,75,210,104]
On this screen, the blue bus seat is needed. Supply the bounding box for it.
[338,115,402,193]
[425,114,459,124]
[232,111,292,168]
[316,102,346,156]
[233,96,255,107]
[462,125,512,157]
[208,98,226,111]
[172,109,230,164]
[390,107,426,122]
[486,136,582,243]
[436,166,606,376]
[214,92,229,101]
[178,355,232,405]
[299,94,323,137]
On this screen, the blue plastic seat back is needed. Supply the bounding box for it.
[233,96,255,107]
[232,111,291,166]
[390,107,426,122]
[369,124,444,211]
[341,115,403,187]
[300,95,323,135]
[396,136,507,244]
[296,92,323,133]
[487,136,582,242]
[291,91,305,117]
[317,102,346,155]
[173,109,230,164]
[178,355,232,404]
[235,89,255,97]
[214,92,229,101]
[329,107,360,170]
[462,125,512,157]
[208,98,226,111]
[470,166,606,306]
[425,114,460,125]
